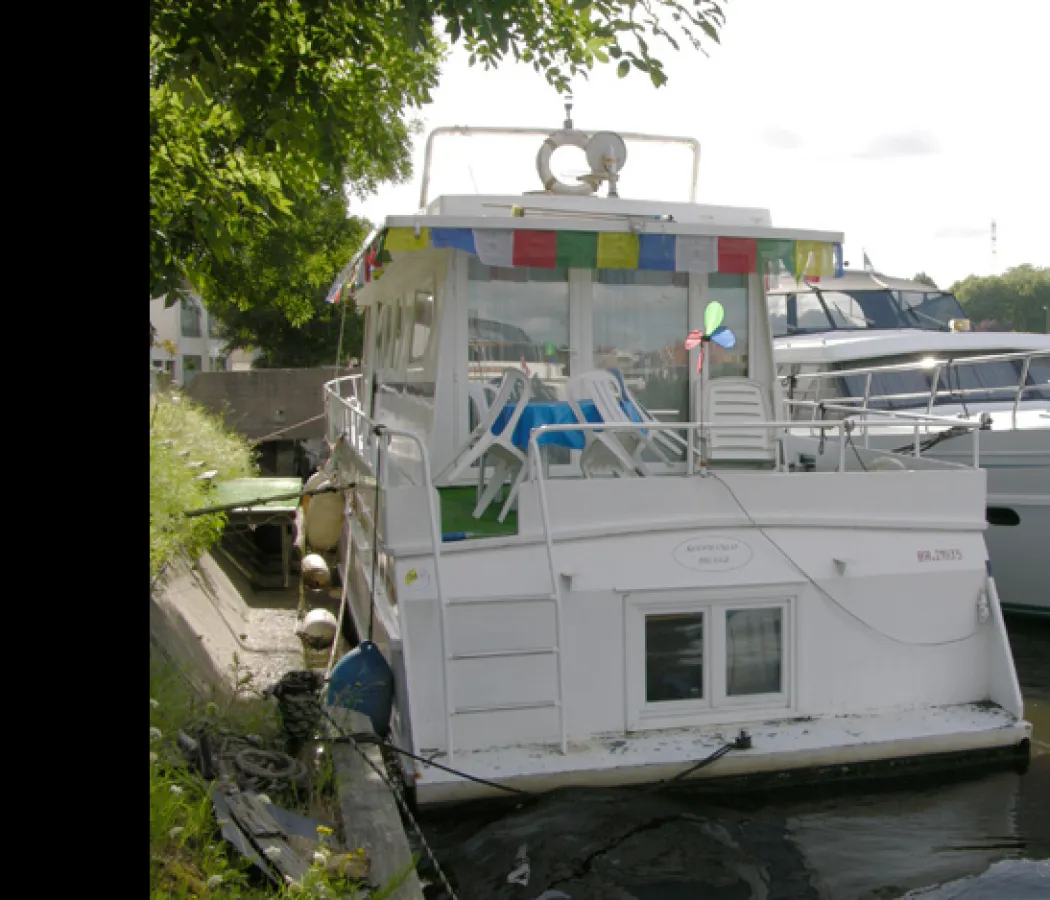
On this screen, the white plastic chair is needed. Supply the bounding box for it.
[696,376,781,468]
[607,367,689,465]
[467,380,492,432]
[435,367,532,520]
[566,370,652,477]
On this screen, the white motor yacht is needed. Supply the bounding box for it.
[769,271,1049,616]
[315,122,1031,807]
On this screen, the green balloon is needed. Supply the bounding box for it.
[704,301,725,334]
[544,341,557,358]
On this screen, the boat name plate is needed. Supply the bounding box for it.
[672,535,753,572]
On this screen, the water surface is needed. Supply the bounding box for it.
[422,618,1050,899]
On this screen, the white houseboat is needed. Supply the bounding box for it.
[769,271,1050,616]
[319,122,1031,807]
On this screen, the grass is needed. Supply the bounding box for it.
[438,485,518,539]
[149,651,416,899]
[150,391,257,584]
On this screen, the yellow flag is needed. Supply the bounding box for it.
[596,232,640,269]
[384,227,431,252]
[794,241,835,278]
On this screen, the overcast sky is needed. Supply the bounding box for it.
[353,0,1049,290]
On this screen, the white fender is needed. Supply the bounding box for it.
[535,130,595,195]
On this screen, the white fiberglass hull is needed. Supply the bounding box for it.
[790,422,1049,615]
[925,429,1049,617]
[413,704,1030,806]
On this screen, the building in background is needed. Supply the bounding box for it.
[149,293,258,386]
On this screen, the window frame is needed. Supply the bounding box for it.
[717,601,790,708]
[625,587,794,731]
[180,298,203,338]
[408,282,435,365]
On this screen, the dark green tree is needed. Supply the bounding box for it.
[203,191,368,367]
[150,0,728,333]
[912,271,938,288]
[950,265,1050,333]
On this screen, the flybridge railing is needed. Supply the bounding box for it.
[323,374,457,764]
[324,373,366,448]
[779,349,1050,431]
[783,400,989,459]
[523,416,984,485]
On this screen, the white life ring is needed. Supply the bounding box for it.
[536,130,595,195]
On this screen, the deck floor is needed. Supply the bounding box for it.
[438,486,518,540]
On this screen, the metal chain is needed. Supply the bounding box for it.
[340,730,460,900]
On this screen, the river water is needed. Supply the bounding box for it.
[421,618,1050,900]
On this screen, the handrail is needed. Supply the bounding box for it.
[783,398,984,457]
[780,349,1049,431]
[418,125,702,209]
[323,379,457,765]
[783,349,1048,378]
[525,416,983,482]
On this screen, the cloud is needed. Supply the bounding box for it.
[762,128,804,150]
[935,225,988,239]
[855,130,940,159]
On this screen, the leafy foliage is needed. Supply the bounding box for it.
[911,271,938,288]
[216,296,365,370]
[150,0,442,302]
[150,0,727,360]
[203,193,368,367]
[949,265,1050,333]
[416,0,727,92]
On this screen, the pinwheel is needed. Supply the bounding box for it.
[684,301,737,373]
[685,301,738,472]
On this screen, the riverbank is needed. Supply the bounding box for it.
[150,390,423,898]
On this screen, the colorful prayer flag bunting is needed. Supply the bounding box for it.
[334,225,843,285]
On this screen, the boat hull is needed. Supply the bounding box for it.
[412,705,1031,807]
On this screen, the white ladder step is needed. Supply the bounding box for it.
[445,593,557,607]
[449,647,558,660]
[453,700,560,715]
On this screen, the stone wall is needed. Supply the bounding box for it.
[185,367,354,441]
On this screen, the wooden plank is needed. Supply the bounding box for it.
[327,707,424,900]
[223,790,313,884]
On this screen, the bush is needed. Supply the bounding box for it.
[150,392,256,584]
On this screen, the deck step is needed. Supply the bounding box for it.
[453,700,559,715]
[445,593,556,607]
[449,647,557,660]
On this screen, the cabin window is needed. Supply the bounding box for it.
[466,258,570,399]
[409,288,434,364]
[769,293,789,338]
[645,612,705,703]
[725,607,783,696]
[706,274,749,378]
[593,270,689,423]
[375,303,391,367]
[389,300,404,370]
[820,292,869,329]
[627,592,792,729]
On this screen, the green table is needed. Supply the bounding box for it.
[211,478,302,588]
